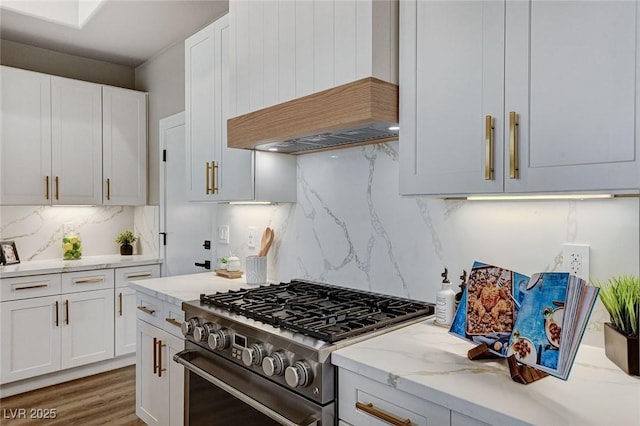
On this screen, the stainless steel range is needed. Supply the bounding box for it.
[173,279,434,426]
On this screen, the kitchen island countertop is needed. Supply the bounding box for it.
[0,254,161,278]
[332,319,640,426]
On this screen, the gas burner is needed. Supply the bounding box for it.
[199,280,434,343]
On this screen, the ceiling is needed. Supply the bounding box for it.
[0,0,229,68]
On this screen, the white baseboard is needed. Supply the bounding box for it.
[0,354,135,398]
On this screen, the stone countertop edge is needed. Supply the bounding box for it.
[331,319,640,426]
[0,255,162,278]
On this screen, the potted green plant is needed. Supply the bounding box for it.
[116,230,137,256]
[595,275,639,376]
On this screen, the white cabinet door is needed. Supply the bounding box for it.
[115,286,137,356]
[51,76,102,205]
[60,289,114,369]
[167,332,185,426]
[399,0,505,196]
[136,320,170,426]
[185,15,253,202]
[0,296,61,384]
[103,86,148,205]
[0,66,52,205]
[504,0,640,193]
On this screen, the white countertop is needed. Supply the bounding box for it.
[0,255,162,278]
[128,271,259,306]
[332,319,640,426]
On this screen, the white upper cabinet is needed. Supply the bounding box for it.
[229,0,398,118]
[51,76,103,205]
[103,86,148,205]
[0,66,52,205]
[400,0,640,196]
[185,14,296,202]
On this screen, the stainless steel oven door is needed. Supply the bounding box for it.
[174,343,334,426]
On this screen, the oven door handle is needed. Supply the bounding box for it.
[173,350,318,426]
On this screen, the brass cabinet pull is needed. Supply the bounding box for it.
[165,317,182,328]
[137,305,156,315]
[118,292,123,316]
[126,273,152,279]
[485,115,494,180]
[64,299,69,325]
[205,162,211,194]
[55,176,59,200]
[355,402,413,426]
[153,337,158,374]
[211,161,218,194]
[45,176,50,200]
[106,178,111,200]
[75,277,104,284]
[15,283,48,291]
[157,340,166,377]
[509,111,519,179]
[55,301,59,327]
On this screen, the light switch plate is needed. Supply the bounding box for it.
[218,225,230,245]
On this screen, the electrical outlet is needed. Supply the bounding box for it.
[218,225,230,245]
[247,226,257,249]
[562,243,590,281]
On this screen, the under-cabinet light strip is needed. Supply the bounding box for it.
[466,194,613,201]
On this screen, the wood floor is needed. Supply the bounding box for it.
[0,366,145,426]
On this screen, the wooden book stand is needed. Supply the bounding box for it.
[467,343,549,384]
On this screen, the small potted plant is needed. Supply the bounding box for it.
[595,275,639,375]
[116,230,137,256]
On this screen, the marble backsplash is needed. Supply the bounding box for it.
[0,205,159,260]
[217,141,640,347]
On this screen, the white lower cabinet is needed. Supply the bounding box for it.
[339,369,489,426]
[135,295,184,426]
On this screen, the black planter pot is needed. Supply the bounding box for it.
[604,322,639,376]
[120,244,133,256]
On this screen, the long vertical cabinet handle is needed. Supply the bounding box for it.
[118,292,123,316]
[153,337,158,374]
[157,340,166,377]
[55,301,59,327]
[205,162,212,195]
[485,115,495,180]
[55,176,60,200]
[64,299,69,325]
[45,176,50,200]
[509,111,519,179]
[106,178,111,200]
[211,161,218,194]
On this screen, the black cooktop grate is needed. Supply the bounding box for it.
[199,280,434,343]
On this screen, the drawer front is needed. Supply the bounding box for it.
[115,264,160,288]
[135,292,163,328]
[162,300,185,338]
[338,369,450,426]
[1,274,61,301]
[61,269,114,293]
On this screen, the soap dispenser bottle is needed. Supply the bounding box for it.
[435,268,455,327]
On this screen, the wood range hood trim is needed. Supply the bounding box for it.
[227,77,399,154]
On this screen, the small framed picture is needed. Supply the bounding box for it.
[0,241,20,265]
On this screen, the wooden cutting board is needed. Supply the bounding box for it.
[215,269,243,279]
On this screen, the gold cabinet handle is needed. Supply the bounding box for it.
[55,176,59,200]
[55,300,59,327]
[14,283,48,291]
[355,402,413,426]
[126,273,152,279]
[205,162,212,194]
[64,299,69,325]
[45,176,50,200]
[106,178,111,200]
[165,317,182,328]
[211,160,218,194]
[157,340,166,377]
[118,292,123,316]
[137,305,156,315]
[509,111,519,179]
[485,115,495,180]
[153,337,158,374]
[74,277,104,284]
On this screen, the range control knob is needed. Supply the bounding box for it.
[285,361,313,388]
[262,351,288,376]
[242,343,265,367]
[208,328,230,350]
[193,323,215,342]
[181,318,200,337]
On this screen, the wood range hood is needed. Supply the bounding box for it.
[227,77,399,154]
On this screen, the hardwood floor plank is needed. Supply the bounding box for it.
[0,366,145,426]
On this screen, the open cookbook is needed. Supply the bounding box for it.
[449,261,599,380]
